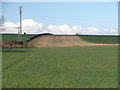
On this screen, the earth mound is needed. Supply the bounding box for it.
[28,34,92,47]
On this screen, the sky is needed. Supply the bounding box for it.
[1,2,118,35]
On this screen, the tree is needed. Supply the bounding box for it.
[0,16,6,31]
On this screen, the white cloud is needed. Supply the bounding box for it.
[48,24,77,35]
[2,22,18,33]
[85,27,99,34]
[18,19,44,34]
[1,19,118,35]
[2,19,44,34]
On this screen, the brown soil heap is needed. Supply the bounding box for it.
[1,34,118,48]
[28,35,93,47]
[2,41,25,48]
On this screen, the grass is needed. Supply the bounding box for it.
[79,35,119,44]
[2,34,35,41]
[2,46,118,88]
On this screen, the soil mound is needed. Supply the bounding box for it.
[28,35,92,47]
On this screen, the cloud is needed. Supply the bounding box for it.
[48,24,78,35]
[2,19,44,34]
[19,19,44,34]
[1,19,118,35]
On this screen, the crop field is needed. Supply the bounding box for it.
[2,34,35,41]
[79,35,119,44]
[2,46,118,88]
[2,34,118,88]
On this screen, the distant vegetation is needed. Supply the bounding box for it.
[78,35,119,44]
[2,34,35,41]
[1,34,119,44]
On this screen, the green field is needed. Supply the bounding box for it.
[2,34,35,41]
[2,34,118,88]
[2,46,118,88]
[2,34,119,44]
[79,35,119,44]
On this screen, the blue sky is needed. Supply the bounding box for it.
[2,2,118,35]
[3,2,118,29]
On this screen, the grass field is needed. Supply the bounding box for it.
[2,46,118,88]
[2,34,35,41]
[79,35,119,44]
[2,34,119,44]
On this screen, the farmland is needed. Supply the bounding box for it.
[2,34,118,88]
[2,46,118,88]
[2,34,35,41]
[2,34,119,44]
[78,35,119,44]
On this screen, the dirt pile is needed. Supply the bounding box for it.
[1,41,26,48]
[28,35,93,47]
[2,34,118,48]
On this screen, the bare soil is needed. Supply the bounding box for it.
[28,35,119,47]
[1,41,26,48]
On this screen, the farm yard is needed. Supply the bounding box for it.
[2,34,119,88]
